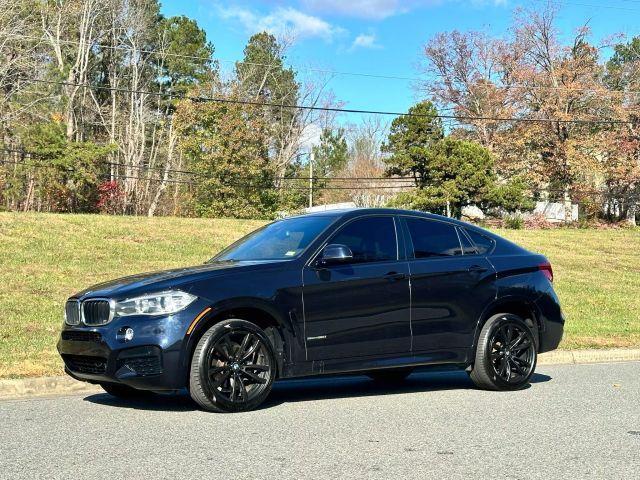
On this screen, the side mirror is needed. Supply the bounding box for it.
[320,244,353,265]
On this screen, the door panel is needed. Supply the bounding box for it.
[303,261,411,360]
[409,256,496,351]
[401,217,497,352]
[302,215,411,361]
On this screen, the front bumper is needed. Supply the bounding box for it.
[57,302,206,391]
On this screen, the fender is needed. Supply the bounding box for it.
[178,296,300,380]
[471,294,542,350]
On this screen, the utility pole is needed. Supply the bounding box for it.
[308,151,314,209]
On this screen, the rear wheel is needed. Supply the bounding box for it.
[469,313,537,391]
[367,367,413,383]
[189,319,276,413]
[100,382,151,399]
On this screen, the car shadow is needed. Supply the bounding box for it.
[83,369,552,412]
[261,370,552,409]
[83,390,197,412]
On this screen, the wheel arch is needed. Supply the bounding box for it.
[472,296,541,353]
[181,298,293,384]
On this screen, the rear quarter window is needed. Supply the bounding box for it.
[405,218,463,258]
[463,228,495,255]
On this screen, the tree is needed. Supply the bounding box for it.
[421,30,519,150]
[236,32,301,179]
[381,100,444,185]
[175,86,277,219]
[418,3,632,222]
[387,138,488,216]
[157,15,216,100]
[236,32,298,109]
[311,128,348,179]
[9,120,113,212]
[606,36,640,92]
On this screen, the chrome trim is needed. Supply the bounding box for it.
[80,298,115,326]
[64,299,81,326]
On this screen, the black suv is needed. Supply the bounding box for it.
[58,208,564,412]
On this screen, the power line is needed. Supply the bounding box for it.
[0,32,419,83]
[535,0,640,11]
[0,158,613,196]
[21,78,634,125]
[1,147,414,182]
[7,32,640,98]
[0,158,418,190]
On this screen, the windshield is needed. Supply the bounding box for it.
[211,215,335,262]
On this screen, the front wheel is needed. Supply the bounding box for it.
[469,313,537,391]
[189,319,276,413]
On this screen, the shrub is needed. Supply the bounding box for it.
[504,215,524,229]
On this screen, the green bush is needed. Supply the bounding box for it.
[504,215,524,229]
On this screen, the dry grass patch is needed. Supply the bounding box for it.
[0,212,638,378]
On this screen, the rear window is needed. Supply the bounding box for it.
[405,218,462,258]
[463,228,495,255]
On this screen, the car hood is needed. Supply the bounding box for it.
[73,259,288,300]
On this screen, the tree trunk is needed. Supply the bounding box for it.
[627,203,637,226]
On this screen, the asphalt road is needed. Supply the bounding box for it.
[1,362,639,480]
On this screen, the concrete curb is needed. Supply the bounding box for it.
[1,348,639,400]
[0,375,101,400]
[537,348,640,366]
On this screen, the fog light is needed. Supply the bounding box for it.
[117,327,135,342]
[124,328,134,341]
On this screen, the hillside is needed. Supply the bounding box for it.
[1,212,638,378]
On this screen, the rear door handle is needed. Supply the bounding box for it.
[468,265,488,273]
[384,272,407,281]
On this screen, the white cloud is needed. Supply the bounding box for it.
[350,33,382,50]
[300,0,506,19]
[218,5,343,42]
[301,0,439,20]
[302,0,402,20]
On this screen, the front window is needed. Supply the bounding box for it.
[328,216,398,264]
[212,216,335,262]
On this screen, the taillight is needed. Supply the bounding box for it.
[539,262,553,283]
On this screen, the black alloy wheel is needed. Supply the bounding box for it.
[488,322,536,383]
[189,319,276,412]
[469,313,537,391]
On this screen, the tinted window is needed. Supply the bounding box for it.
[464,228,494,255]
[214,216,334,261]
[458,227,479,254]
[330,217,397,264]
[405,218,462,258]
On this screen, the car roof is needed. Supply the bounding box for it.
[288,207,466,225]
[284,207,528,256]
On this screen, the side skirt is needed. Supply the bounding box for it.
[282,348,470,379]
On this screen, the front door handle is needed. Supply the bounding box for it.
[468,265,488,273]
[384,272,407,281]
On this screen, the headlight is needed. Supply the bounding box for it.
[115,290,197,317]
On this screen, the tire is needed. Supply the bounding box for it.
[189,319,276,413]
[469,313,537,391]
[100,382,151,399]
[367,367,413,383]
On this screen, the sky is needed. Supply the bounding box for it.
[161,0,640,131]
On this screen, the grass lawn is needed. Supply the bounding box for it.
[0,212,638,378]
